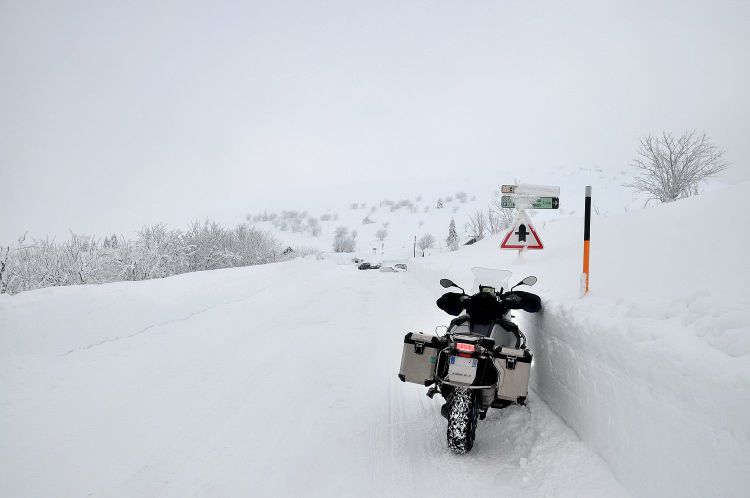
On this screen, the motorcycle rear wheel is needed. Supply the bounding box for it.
[446,387,478,454]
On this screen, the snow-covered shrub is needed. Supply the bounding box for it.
[308,218,322,236]
[375,228,388,241]
[417,233,435,255]
[455,191,468,203]
[332,226,356,253]
[624,131,730,205]
[1,221,281,295]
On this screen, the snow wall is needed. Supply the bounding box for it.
[523,302,748,497]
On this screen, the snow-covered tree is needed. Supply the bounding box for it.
[308,217,322,236]
[417,233,436,256]
[625,131,730,205]
[446,219,459,251]
[455,191,468,203]
[375,228,388,241]
[465,209,488,240]
[332,226,356,253]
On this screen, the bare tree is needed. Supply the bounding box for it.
[455,191,468,203]
[375,228,388,241]
[417,233,436,256]
[624,131,730,205]
[490,198,517,232]
[465,209,488,240]
[307,217,322,236]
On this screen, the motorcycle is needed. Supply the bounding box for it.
[398,268,542,453]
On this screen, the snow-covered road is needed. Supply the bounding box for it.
[0,260,628,497]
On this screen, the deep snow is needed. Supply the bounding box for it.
[2,179,749,497]
[0,259,627,497]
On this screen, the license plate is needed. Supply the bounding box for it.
[447,356,478,383]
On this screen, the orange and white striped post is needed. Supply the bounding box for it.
[583,186,592,292]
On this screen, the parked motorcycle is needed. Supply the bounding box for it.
[398,268,542,453]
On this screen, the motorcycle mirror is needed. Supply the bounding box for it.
[521,276,537,287]
[439,279,456,288]
[511,276,537,291]
[439,278,466,294]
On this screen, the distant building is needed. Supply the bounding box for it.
[352,258,364,264]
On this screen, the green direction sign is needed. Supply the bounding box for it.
[501,195,560,209]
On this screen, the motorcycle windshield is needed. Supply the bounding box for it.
[470,267,512,295]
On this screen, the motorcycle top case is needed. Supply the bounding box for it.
[493,347,533,403]
[399,332,446,386]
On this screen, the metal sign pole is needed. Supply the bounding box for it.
[583,186,592,292]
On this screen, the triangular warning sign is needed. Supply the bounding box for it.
[500,210,543,250]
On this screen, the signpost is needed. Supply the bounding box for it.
[501,196,559,209]
[499,183,560,255]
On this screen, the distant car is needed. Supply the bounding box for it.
[394,264,408,271]
[380,266,396,272]
[358,262,381,270]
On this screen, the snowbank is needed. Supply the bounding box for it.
[0,258,323,357]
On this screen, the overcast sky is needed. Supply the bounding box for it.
[2,0,749,242]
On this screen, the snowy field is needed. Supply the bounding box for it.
[2,179,749,497]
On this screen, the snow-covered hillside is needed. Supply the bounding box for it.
[243,164,650,261]
[1,180,748,497]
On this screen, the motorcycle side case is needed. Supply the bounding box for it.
[493,347,533,403]
[399,333,445,386]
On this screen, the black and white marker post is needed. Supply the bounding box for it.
[582,186,592,294]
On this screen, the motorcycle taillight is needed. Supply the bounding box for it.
[455,343,475,353]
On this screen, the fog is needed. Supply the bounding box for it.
[2,0,749,242]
